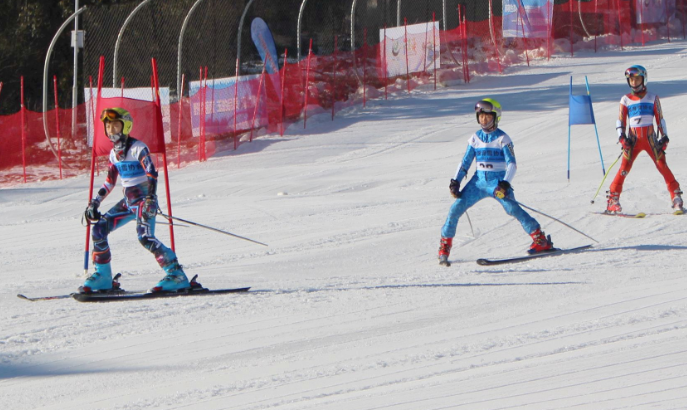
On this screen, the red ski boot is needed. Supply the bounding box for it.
[438,237,453,266]
[606,191,622,214]
[528,228,554,254]
[672,190,685,215]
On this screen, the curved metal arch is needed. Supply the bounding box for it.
[113,0,154,87]
[177,0,209,96]
[297,0,310,61]
[236,0,258,77]
[42,6,88,165]
[350,0,359,50]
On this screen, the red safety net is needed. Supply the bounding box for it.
[2,0,685,186]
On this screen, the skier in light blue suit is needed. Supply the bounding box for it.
[438,99,553,265]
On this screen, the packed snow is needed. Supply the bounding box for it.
[2,40,687,410]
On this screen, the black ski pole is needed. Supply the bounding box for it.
[505,198,598,243]
[157,211,268,247]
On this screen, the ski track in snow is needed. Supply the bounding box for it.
[2,41,687,409]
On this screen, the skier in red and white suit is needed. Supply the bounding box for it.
[606,65,684,214]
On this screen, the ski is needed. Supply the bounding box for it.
[18,293,79,302]
[71,286,250,303]
[595,211,646,218]
[17,273,135,302]
[18,273,249,302]
[476,245,593,266]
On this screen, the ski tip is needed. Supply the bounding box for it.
[635,212,647,218]
[16,294,30,301]
[673,209,684,215]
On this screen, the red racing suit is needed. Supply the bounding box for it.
[609,91,680,200]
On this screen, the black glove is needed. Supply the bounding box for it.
[85,198,101,222]
[657,135,669,151]
[619,133,634,149]
[494,180,512,199]
[142,195,158,219]
[449,179,461,198]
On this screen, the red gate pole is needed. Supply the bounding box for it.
[383,25,388,100]
[488,0,503,72]
[250,64,266,141]
[546,1,551,60]
[594,0,598,52]
[519,8,530,66]
[280,48,288,136]
[433,12,437,90]
[20,76,27,183]
[234,58,239,150]
[121,77,125,97]
[459,5,467,81]
[404,18,410,93]
[85,57,105,275]
[570,0,574,57]
[363,29,368,107]
[639,2,645,46]
[177,73,185,168]
[53,75,63,179]
[151,58,175,251]
[332,34,339,119]
[304,38,314,128]
[617,0,624,50]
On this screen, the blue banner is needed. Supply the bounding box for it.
[251,18,280,75]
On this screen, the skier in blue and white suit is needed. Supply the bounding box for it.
[438,99,553,265]
[80,107,191,294]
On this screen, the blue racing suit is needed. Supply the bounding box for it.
[441,128,540,238]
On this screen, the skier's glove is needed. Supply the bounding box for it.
[85,198,101,222]
[142,195,158,219]
[619,133,634,149]
[494,180,512,199]
[657,135,669,151]
[449,179,461,198]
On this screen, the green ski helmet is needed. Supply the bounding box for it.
[100,107,134,137]
[474,98,502,131]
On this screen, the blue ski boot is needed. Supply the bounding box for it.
[79,263,113,293]
[150,260,190,293]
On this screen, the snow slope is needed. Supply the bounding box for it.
[2,40,687,410]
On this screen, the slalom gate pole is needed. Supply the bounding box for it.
[157,211,268,247]
[505,198,598,243]
[590,151,622,204]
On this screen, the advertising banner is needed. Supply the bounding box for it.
[502,0,554,39]
[379,21,440,78]
[188,74,267,138]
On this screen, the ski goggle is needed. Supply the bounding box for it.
[625,67,644,79]
[475,100,496,114]
[100,109,123,122]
